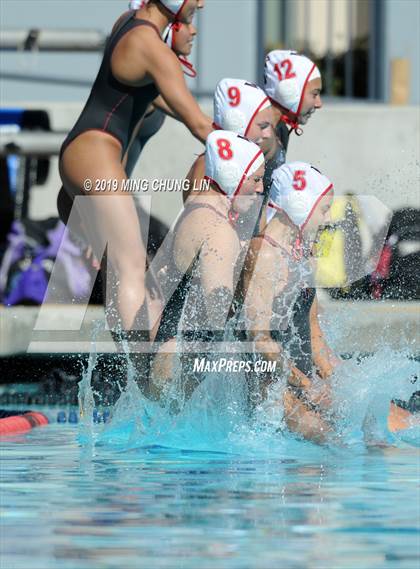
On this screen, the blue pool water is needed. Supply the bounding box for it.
[1,349,420,569]
[1,413,419,569]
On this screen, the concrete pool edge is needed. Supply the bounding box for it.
[1,300,419,356]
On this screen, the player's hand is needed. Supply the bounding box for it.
[288,365,312,389]
[288,366,332,411]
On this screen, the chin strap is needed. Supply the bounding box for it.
[292,230,304,261]
[179,56,197,78]
[168,22,197,78]
[228,209,239,226]
[279,113,303,136]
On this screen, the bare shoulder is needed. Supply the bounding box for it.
[190,154,206,175]
[111,23,174,84]
[184,154,206,201]
[114,21,165,58]
[177,205,235,249]
[173,207,236,272]
[124,25,179,69]
[246,235,289,284]
[185,202,232,229]
[185,154,205,182]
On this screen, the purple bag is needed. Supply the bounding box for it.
[0,219,92,306]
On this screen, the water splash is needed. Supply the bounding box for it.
[77,321,101,448]
[78,300,419,454]
[331,349,419,446]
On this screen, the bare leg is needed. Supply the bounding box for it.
[149,338,178,400]
[60,133,152,333]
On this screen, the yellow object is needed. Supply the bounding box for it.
[315,196,362,288]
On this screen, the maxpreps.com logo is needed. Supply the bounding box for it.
[193,358,276,374]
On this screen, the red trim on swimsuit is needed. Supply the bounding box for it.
[60,128,125,160]
[259,233,293,258]
[60,15,163,158]
[187,186,239,227]
[103,93,130,131]
[186,199,240,229]
[186,201,228,222]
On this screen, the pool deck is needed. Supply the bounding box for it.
[1,298,419,357]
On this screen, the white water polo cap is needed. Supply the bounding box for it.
[264,50,320,117]
[130,0,188,19]
[159,0,189,19]
[269,162,333,229]
[129,0,146,8]
[205,131,264,198]
[213,79,271,137]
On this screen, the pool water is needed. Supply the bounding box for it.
[1,418,419,569]
[2,348,420,569]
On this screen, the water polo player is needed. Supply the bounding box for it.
[58,0,212,343]
[125,2,200,175]
[149,131,265,403]
[243,162,336,443]
[184,78,282,209]
[264,49,323,159]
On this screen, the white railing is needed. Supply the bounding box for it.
[0,132,64,157]
[0,29,105,52]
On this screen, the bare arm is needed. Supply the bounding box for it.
[244,238,319,389]
[283,389,333,444]
[139,31,212,142]
[112,28,212,142]
[243,238,287,363]
[148,51,212,142]
[199,224,240,332]
[152,95,180,120]
[245,237,333,442]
